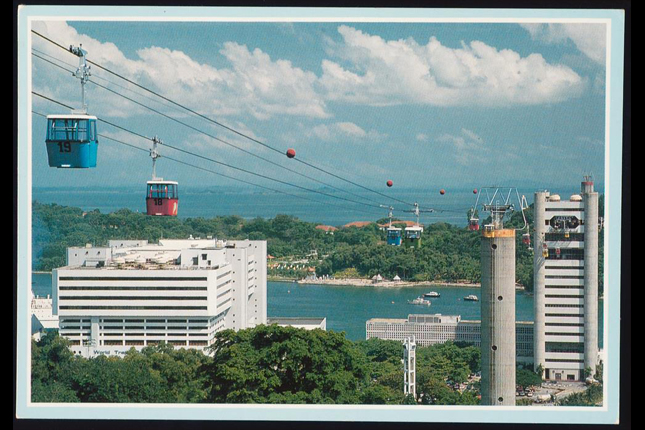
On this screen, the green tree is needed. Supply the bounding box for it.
[204,325,369,404]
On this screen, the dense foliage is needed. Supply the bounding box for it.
[31,328,602,406]
[32,328,483,405]
[31,331,210,403]
[32,201,553,290]
[557,383,603,406]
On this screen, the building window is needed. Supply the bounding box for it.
[545,342,584,353]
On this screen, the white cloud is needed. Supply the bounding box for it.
[31,21,330,121]
[520,23,606,65]
[416,133,429,142]
[31,20,592,129]
[319,25,586,107]
[460,128,482,142]
[309,121,387,142]
[435,128,485,165]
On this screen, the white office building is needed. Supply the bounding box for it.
[53,238,267,357]
[533,178,600,381]
[365,314,534,363]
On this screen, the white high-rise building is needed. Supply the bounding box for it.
[52,238,267,357]
[533,178,600,381]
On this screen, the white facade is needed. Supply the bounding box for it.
[53,238,267,357]
[403,336,416,398]
[365,314,534,363]
[30,290,59,336]
[533,179,600,381]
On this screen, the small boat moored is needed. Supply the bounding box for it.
[423,291,441,298]
[464,294,479,302]
[408,296,431,306]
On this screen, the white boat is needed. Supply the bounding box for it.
[464,294,479,302]
[423,291,441,298]
[408,297,431,306]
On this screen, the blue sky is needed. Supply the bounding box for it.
[31,20,606,194]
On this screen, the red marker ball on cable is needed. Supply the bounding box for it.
[386,180,393,187]
[286,148,296,158]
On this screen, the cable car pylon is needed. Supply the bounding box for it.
[145,136,179,216]
[471,187,532,249]
[45,43,99,168]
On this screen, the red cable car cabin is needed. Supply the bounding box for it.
[146,180,179,216]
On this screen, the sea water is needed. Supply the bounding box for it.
[32,186,598,227]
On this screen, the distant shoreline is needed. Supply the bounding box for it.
[270,277,528,290]
[38,272,526,291]
[271,276,495,289]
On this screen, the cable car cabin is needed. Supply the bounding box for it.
[404,226,423,248]
[522,233,531,246]
[46,115,98,168]
[468,219,480,231]
[386,227,402,246]
[146,180,179,216]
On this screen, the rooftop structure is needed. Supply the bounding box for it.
[315,225,338,233]
[53,238,267,357]
[343,221,373,228]
[266,317,327,331]
[30,290,59,337]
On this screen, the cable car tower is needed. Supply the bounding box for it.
[473,186,529,406]
[45,44,99,168]
[380,205,402,246]
[472,187,531,248]
[402,203,434,248]
[145,136,179,216]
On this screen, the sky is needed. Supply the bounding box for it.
[30,20,607,195]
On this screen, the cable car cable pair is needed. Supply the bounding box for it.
[32,29,420,210]
[33,48,388,209]
[33,32,475,219]
[35,91,391,214]
[38,110,386,218]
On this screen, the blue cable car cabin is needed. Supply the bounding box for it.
[46,114,98,168]
[386,227,402,246]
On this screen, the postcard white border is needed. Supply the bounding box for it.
[16,6,625,424]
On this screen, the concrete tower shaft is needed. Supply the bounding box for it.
[480,229,516,406]
[582,181,599,375]
[533,191,548,374]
